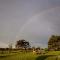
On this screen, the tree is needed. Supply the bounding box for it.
[16,39,30,49]
[44,48,48,51]
[48,35,60,51]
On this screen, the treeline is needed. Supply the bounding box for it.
[1,35,60,52]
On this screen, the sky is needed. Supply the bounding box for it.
[0,0,60,48]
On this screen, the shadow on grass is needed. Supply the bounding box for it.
[36,55,55,60]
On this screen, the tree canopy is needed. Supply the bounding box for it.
[16,39,30,49]
[48,35,60,51]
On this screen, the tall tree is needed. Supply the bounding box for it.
[48,35,60,51]
[16,39,30,49]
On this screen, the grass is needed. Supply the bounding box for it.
[36,55,57,60]
[36,51,60,60]
[0,52,37,60]
[45,51,60,55]
[0,51,60,60]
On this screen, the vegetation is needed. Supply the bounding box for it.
[0,52,37,60]
[0,51,60,60]
[48,35,60,51]
[0,35,60,60]
[16,39,30,49]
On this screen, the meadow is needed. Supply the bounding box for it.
[0,51,60,60]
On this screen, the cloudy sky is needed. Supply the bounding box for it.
[0,0,60,48]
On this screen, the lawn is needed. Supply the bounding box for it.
[0,52,37,60]
[0,51,60,60]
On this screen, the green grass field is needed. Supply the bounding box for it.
[0,51,60,60]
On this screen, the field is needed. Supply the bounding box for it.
[0,51,60,60]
